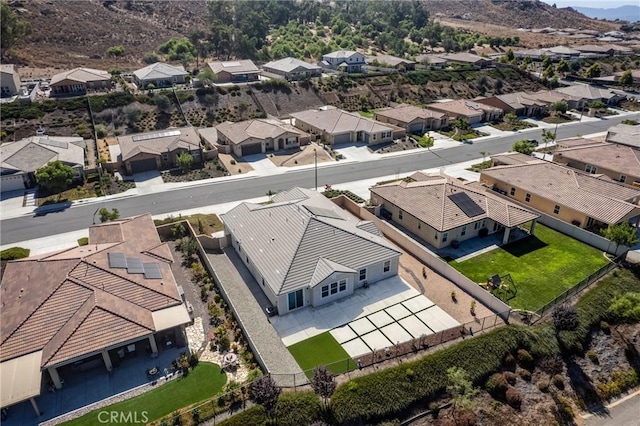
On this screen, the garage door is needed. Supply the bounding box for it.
[241,143,262,156]
[408,123,423,134]
[333,133,351,144]
[130,158,158,174]
[1,175,25,192]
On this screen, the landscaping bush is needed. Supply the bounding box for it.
[516,349,534,370]
[599,321,610,334]
[485,373,508,398]
[504,371,517,385]
[505,387,522,409]
[518,369,532,381]
[586,350,599,364]
[0,247,30,260]
[537,380,550,393]
[218,392,321,426]
[553,374,565,390]
[596,369,638,400]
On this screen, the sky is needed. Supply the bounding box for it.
[539,0,637,8]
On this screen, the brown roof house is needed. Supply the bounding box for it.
[370,172,539,249]
[50,68,111,95]
[117,127,202,174]
[476,92,548,117]
[290,106,405,145]
[554,85,625,106]
[208,60,260,84]
[427,99,503,124]
[214,118,310,157]
[366,54,416,71]
[439,52,492,68]
[415,54,448,69]
[526,89,585,110]
[374,104,448,134]
[0,214,190,415]
[222,187,401,315]
[480,158,640,229]
[606,124,640,148]
[554,142,640,186]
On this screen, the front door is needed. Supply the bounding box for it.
[288,289,304,311]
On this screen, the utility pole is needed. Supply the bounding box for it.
[314,148,318,191]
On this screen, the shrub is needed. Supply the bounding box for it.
[77,237,89,246]
[596,369,638,400]
[0,247,30,260]
[218,392,321,426]
[586,350,599,364]
[553,396,574,424]
[516,349,534,370]
[553,374,565,390]
[600,321,610,334]
[504,371,517,385]
[503,353,515,366]
[485,373,508,398]
[518,369,532,381]
[505,387,522,409]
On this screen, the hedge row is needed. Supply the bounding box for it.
[218,392,321,426]
[0,247,30,260]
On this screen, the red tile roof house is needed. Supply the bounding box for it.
[0,214,190,415]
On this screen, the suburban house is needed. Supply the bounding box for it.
[476,92,547,117]
[554,136,604,150]
[366,54,416,71]
[574,44,616,57]
[133,62,189,89]
[0,214,190,416]
[427,99,503,124]
[370,172,540,249]
[490,152,542,167]
[554,85,624,106]
[438,52,492,68]
[415,54,448,69]
[49,68,111,95]
[208,60,260,83]
[513,48,549,61]
[480,156,640,228]
[214,118,310,157]
[261,57,322,81]
[526,89,585,110]
[553,142,640,185]
[374,104,448,134]
[544,45,581,59]
[290,106,405,145]
[221,187,401,315]
[320,50,366,73]
[0,64,21,98]
[117,127,202,174]
[0,136,86,193]
[605,124,640,148]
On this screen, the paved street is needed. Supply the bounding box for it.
[583,391,640,426]
[1,113,637,246]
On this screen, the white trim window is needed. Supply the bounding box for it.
[383,260,390,273]
[322,279,347,298]
[359,268,367,281]
[585,164,597,174]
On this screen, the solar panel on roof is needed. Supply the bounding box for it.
[126,257,145,274]
[131,129,181,142]
[448,192,485,218]
[108,252,127,269]
[143,263,163,279]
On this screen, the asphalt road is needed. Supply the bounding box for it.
[1,113,637,245]
[584,392,640,426]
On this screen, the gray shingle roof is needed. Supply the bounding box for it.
[1,136,85,173]
[133,62,187,81]
[221,188,400,296]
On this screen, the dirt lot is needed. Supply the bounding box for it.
[268,142,333,167]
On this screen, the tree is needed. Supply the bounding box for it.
[35,161,75,200]
[1,2,31,56]
[556,59,569,74]
[618,70,633,85]
[585,63,601,78]
[503,49,515,63]
[155,94,172,113]
[418,134,434,149]
[99,207,120,223]
[541,128,556,153]
[504,112,518,125]
[266,189,276,202]
[512,140,535,155]
[176,152,194,174]
[178,238,199,261]
[480,151,489,162]
[553,304,579,332]
[197,67,217,87]
[310,365,336,408]
[250,375,281,422]
[107,45,125,57]
[452,117,470,131]
[550,100,568,115]
[446,367,477,423]
[600,222,639,250]
[607,292,640,323]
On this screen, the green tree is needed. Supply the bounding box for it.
[35,161,75,200]
[618,70,633,85]
[550,100,568,115]
[607,292,640,323]
[503,49,515,63]
[178,238,199,261]
[504,112,518,125]
[542,128,556,151]
[0,2,31,56]
[197,67,217,87]
[601,222,639,250]
[512,140,535,155]
[418,134,434,149]
[585,63,601,78]
[99,207,120,223]
[446,367,477,424]
[176,151,194,174]
[107,45,125,57]
[453,117,470,131]
[556,59,569,74]
[95,124,107,138]
[155,94,171,113]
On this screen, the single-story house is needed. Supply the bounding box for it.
[553,142,640,185]
[606,44,634,55]
[513,48,550,61]
[0,214,190,416]
[0,136,86,193]
[133,62,189,89]
[526,89,585,110]
[415,54,448,69]
[221,187,401,315]
[214,118,310,157]
[554,137,604,150]
[117,127,202,175]
[374,104,448,134]
[574,44,615,56]
[476,92,547,117]
[290,106,405,145]
[605,124,640,149]
[438,52,492,68]
[261,57,321,81]
[544,45,581,59]
[366,54,416,71]
[489,152,543,167]
[49,68,111,95]
[370,172,540,249]
[320,50,366,73]
[0,64,21,98]
[427,99,503,124]
[208,60,260,84]
[480,157,640,228]
[554,85,625,106]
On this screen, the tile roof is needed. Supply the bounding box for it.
[370,173,539,232]
[290,108,401,135]
[221,188,400,296]
[606,124,640,148]
[215,118,304,145]
[262,57,321,73]
[366,54,416,67]
[0,136,85,173]
[496,92,548,109]
[375,104,446,123]
[526,89,582,104]
[481,162,640,224]
[554,143,640,178]
[415,54,449,64]
[555,85,619,101]
[118,127,201,161]
[133,62,188,81]
[50,67,111,86]
[491,152,543,166]
[0,64,17,75]
[439,52,489,64]
[427,99,501,118]
[323,50,361,59]
[0,214,185,367]
[556,137,604,149]
[208,59,259,75]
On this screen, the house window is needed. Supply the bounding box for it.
[359,268,367,281]
[339,279,346,292]
[586,217,595,227]
[474,222,479,230]
[373,133,377,141]
[383,260,390,273]
[481,220,486,228]
[399,210,403,220]
[288,289,304,310]
[322,285,329,298]
[585,164,597,174]
[620,175,626,183]
[510,187,516,196]
[442,232,448,243]
[418,222,421,229]
[553,205,560,214]
[461,226,467,236]
[525,193,531,202]
[162,153,169,162]
[331,282,338,295]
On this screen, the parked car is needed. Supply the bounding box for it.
[526,139,539,147]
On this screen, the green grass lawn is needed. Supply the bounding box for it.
[288,332,355,376]
[63,362,226,426]
[449,224,610,311]
[357,110,374,118]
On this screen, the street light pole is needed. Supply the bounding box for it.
[314,148,318,191]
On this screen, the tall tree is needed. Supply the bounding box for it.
[618,70,633,85]
[601,222,639,250]
[310,365,336,409]
[176,152,194,174]
[35,161,75,200]
[1,2,31,57]
[250,375,281,422]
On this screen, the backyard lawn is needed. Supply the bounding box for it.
[288,332,355,376]
[449,224,610,311]
[154,213,224,236]
[63,362,226,426]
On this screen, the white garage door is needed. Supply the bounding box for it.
[1,175,25,192]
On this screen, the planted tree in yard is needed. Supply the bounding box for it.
[311,365,336,409]
[35,161,75,200]
[553,304,579,333]
[177,152,194,174]
[618,70,633,85]
[99,207,120,223]
[556,59,569,75]
[250,375,281,422]
[155,94,172,113]
[585,63,601,78]
[266,189,276,202]
[178,238,199,261]
[446,366,477,424]
[541,128,556,152]
[504,112,518,125]
[512,140,535,155]
[197,67,217,87]
[608,292,640,323]
[601,222,639,252]
[418,134,434,149]
[550,100,568,115]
